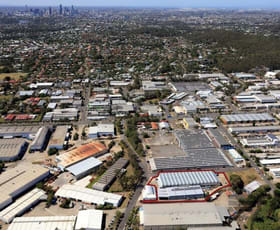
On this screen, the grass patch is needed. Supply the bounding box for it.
[86,173,103,188]
[0,95,12,101]
[227,168,261,185]
[0,72,27,80]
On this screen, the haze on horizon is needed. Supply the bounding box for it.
[1,0,280,8]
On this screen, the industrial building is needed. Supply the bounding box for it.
[142,186,157,200]
[88,123,115,139]
[74,209,103,230]
[182,117,197,129]
[207,128,232,149]
[0,126,40,139]
[0,188,46,223]
[92,158,129,191]
[7,209,103,230]
[140,203,239,230]
[228,149,245,165]
[66,157,103,179]
[48,126,69,150]
[229,125,280,135]
[220,113,275,124]
[244,181,261,194]
[260,158,280,165]
[55,184,123,207]
[150,148,232,171]
[0,139,28,161]
[0,163,50,210]
[158,171,220,188]
[56,142,107,170]
[240,135,279,148]
[29,127,51,152]
[158,185,204,200]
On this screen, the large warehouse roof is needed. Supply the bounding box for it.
[75,209,103,230]
[150,148,232,171]
[0,188,45,224]
[8,216,76,230]
[158,185,204,199]
[30,127,50,151]
[0,163,49,210]
[0,126,40,138]
[220,113,274,123]
[0,138,27,161]
[93,158,128,191]
[229,125,280,134]
[141,203,229,227]
[66,157,102,178]
[56,142,107,169]
[55,184,122,207]
[158,171,220,188]
[48,126,68,147]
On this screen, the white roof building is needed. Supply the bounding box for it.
[55,184,122,207]
[8,216,77,230]
[142,186,157,200]
[75,209,103,230]
[244,181,261,194]
[0,188,45,224]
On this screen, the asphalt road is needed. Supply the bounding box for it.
[118,137,151,230]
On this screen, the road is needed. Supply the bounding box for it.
[118,137,152,230]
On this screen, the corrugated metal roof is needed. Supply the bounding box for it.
[66,157,102,177]
[158,171,219,188]
[75,209,103,230]
[221,113,274,123]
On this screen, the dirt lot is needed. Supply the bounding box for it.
[0,72,27,80]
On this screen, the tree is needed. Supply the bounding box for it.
[230,174,244,194]
[48,148,58,156]
[0,161,5,173]
[73,133,79,140]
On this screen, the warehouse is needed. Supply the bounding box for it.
[56,142,107,170]
[8,216,76,230]
[158,185,204,200]
[150,148,232,171]
[220,113,275,124]
[0,126,40,139]
[158,171,220,188]
[207,128,232,149]
[142,186,157,200]
[244,181,261,194]
[48,126,69,150]
[0,188,46,223]
[140,203,236,230]
[240,136,279,148]
[55,184,123,207]
[229,125,280,135]
[88,123,115,139]
[8,209,103,230]
[0,139,28,161]
[74,209,103,230]
[93,158,129,191]
[182,117,197,129]
[260,158,280,165]
[66,157,103,179]
[0,163,50,210]
[29,127,51,152]
[228,149,245,165]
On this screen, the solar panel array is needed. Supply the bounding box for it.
[221,113,274,123]
[158,171,219,188]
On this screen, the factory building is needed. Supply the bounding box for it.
[55,184,122,207]
[48,126,69,150]
[92,158,128,191]
[0,139,28,161]
[56,142,107,170]
[0,163,50,210]
[0,188,46,224]
[0,126,40,139]
[88,123,115,139]
[140,203,239,230]
[66,157,103,179]
[207,128,232,149]
[220,113,275,125]
[29,127,51,152]
[228,149,245,165]
[8,209,103,230]
[158,171,220,188]
[158,185,204,200]
[142,186,157,201]
[229,125,280,135]
[240,135,279,148]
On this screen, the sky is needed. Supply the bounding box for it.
[1,0,280,8]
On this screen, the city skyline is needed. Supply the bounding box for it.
[1,0,280,8]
